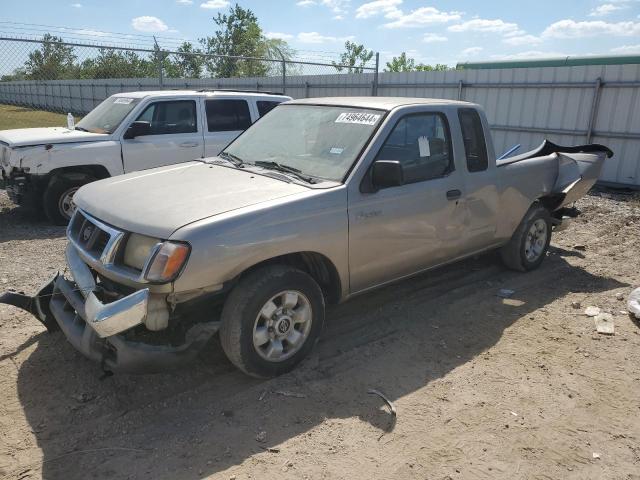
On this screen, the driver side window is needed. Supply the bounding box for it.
[376,112,453,185]
[134,100,197,135]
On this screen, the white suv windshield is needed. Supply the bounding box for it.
[224,104,383,182]
[76,96,141,134]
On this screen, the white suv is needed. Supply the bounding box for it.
[0,90,291,224]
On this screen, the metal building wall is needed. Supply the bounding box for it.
[0,64,638,187]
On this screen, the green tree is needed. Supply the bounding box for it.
[165,42,206,78]
[384,52,416,72]
[79,48,154,79]
[385,52,451,72]
[333,41,374,74]
[24,34,77,80]
[200,3,269,78]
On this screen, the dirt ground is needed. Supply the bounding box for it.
[0,188,639,480]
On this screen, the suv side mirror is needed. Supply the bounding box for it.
[371,160,404,189]
[124,121,151,139]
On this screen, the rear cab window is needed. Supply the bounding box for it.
[206,99,252,132]
[256,100,282,117]
[458,108,489,172]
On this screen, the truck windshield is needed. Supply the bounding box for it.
[76,96,141,134]
[224,104,383,182]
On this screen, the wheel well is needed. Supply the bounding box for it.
[49,165,111,181]
[536,194,565,212]
[241,252,343,304]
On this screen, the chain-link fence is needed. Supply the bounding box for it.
[0,35,379,129]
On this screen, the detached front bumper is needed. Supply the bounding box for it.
[1,244,220,373]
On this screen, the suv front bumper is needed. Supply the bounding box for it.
[1,244,220,373]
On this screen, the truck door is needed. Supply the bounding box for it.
[457,108,499,253]
[348,111,467,293]
[202,98,253,157]
[121,98,205,172]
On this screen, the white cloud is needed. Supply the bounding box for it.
[355,0,402,19]
[176,0,193,4]
[503,34,543,46]
[542,19,640,38]
[70,2,82,7]
[611,44,640,53]
[296,0,350,16]
[296,0,316,5]
[448,18,522,36]
[296,31,355,43]
[383,7,462,28]
[589,3,624,16]
[200,0,229,9]
[131,16,169,32]
[460,47,483,57]
[422,33,447,43]
[265,31,294,40]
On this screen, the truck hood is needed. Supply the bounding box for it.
[74,162,310,239]
[0,127,110,147]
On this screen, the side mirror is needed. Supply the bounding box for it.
[124,121,151,139]
[371,160,404,190]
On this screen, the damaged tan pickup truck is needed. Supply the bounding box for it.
[1,97,612,378]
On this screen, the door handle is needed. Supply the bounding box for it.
[179,142,199,148]
[446,189,462,200]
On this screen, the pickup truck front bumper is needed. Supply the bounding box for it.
[0,244,220,373]
[1,168,45,208]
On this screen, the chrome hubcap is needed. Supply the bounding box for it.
[253,290,312,362]
[524,219,548,262]
[59,187,79,219]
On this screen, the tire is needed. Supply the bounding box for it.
[219,265,325,378]
[42,173,94,225]
[500,204,552,272]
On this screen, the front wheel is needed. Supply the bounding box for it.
[500,204,552,272]
[219,265,325,378]
[42,173,95,225]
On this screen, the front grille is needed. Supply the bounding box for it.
[68,210,125,264]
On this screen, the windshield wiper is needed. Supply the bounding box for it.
[253,160,317,184]
[219,151,245,167]
[74,126,89,132]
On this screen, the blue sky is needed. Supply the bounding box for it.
[2,0,640,66]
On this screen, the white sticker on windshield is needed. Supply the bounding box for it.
[335,112,381,126]
[114,97,134,105]
[330,147,344,155]
[418,136,431,157]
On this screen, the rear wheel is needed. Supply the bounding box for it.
[43,173,94,225]
[219,265,325,378]
[500,204,552,272]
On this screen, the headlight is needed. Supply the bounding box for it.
[124,233,159,270]
[143,241,190,283]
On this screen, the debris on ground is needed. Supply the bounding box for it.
[572,244,587,251]
[496,289,515,299]
[584,306,601,317]
[616,292,625,301]
[367,389,397,417]
[592,452,601,460]
[629,288,640,320]
[260,447,280,453]
[72,393,95,403]
[594,313,615,335]
[571,301,582,309]
[273,390,307,399]
[255,431,267,443]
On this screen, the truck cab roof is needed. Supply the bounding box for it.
[111,90,291,102]
[288,96,480,111]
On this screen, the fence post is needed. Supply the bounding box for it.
[586,77,602,143]
[154,36,164,88]
[372,52,380,96]
[457,79,464,100]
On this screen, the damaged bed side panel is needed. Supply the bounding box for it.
[495,143,611,240]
